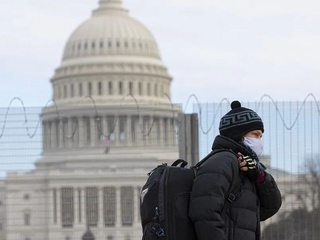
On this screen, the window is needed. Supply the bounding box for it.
[86,187,98,226]
[131,118,136,142]
[64,85,67,98]
[98,82,103,95]
[104,187,116,226]
[137,186,141,220]
[72,43,76,53]
[58,86,61,99]
[119,117,126,142]
[61,187,74,227]
[147,83,151,96]
[84,118,91,144]
[154,84,158,96]
[78,188,82,223]
[66,237,71,240]
[163,118,168,143]
[92,41,95,49]
[24,213,31,226]
[71,118,79,147]
[62,119,68,147]
[107,117,115,142]
[156,119,161,142]
[138,83,142,95]
[55,121,59,148]
[53,188,57,223]
[129,82,133,95]
[79,83,83,97]
[100,41,104,49]
[121,186,133,226]
[107,236,114,240]
[23,194,30,200]
[108,82,113,95]
[119,82,123,95]
[88,82,92,96]
[71,84,74,97]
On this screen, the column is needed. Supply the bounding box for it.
[90,117,97,147]
[56,188,61,226]
[116,187,121,227]
[68,118,73,148]
[168,117,173,146]
[48,121,52,149]
[48,189,54,225]
[134,116,140,146]
[74,118,80,148]
[103,116,108,136]
[142,117,147,146]
[172,118,178,146]
[81,188,86,227]
[159,117,165,146]
[42,122,47,150]
[113,115,119,146]
[102,116,110,152]
[74,188,78,226]
[99,188,104,228]
[59,120,63,148]
[51,121,57,149]
[148,116,153,145]
[95,116,103,146]
[126,116,132,146]
[133,187,139,226]
[165,118,170,146]
[78,117,84,148]
[154,117,160,146]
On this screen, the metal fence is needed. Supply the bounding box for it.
[0,97,319,240]
[192,97,320,240]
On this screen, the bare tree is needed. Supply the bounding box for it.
[262,154,320,240]
[301,155,320,211]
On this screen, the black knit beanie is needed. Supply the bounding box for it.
[219,100,264,141]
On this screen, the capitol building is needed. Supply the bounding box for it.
[0,0,314,240]
[0,0,181,239]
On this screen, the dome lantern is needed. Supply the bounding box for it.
[93,0,128,16]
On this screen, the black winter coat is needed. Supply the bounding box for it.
[189,135,282,240]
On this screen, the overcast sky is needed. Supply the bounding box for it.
[1,0,320,108]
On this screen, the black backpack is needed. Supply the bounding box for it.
[140,150,241,240]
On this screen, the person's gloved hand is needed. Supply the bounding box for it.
[238,154,260,181]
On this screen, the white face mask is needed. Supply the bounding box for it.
[243,137,263,156]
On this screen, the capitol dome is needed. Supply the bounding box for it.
[50,0,174,106]
[62,0,161,61]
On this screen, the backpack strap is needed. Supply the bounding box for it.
[194,150,216,168]
[196,149,243,203]
[218,149,244,203]
[226,171,244,203]
[194,149,234,169]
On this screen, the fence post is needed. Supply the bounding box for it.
[178,113,199,166]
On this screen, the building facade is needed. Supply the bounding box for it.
[2,1,180,239]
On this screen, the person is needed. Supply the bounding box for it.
[189,100,282,240]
